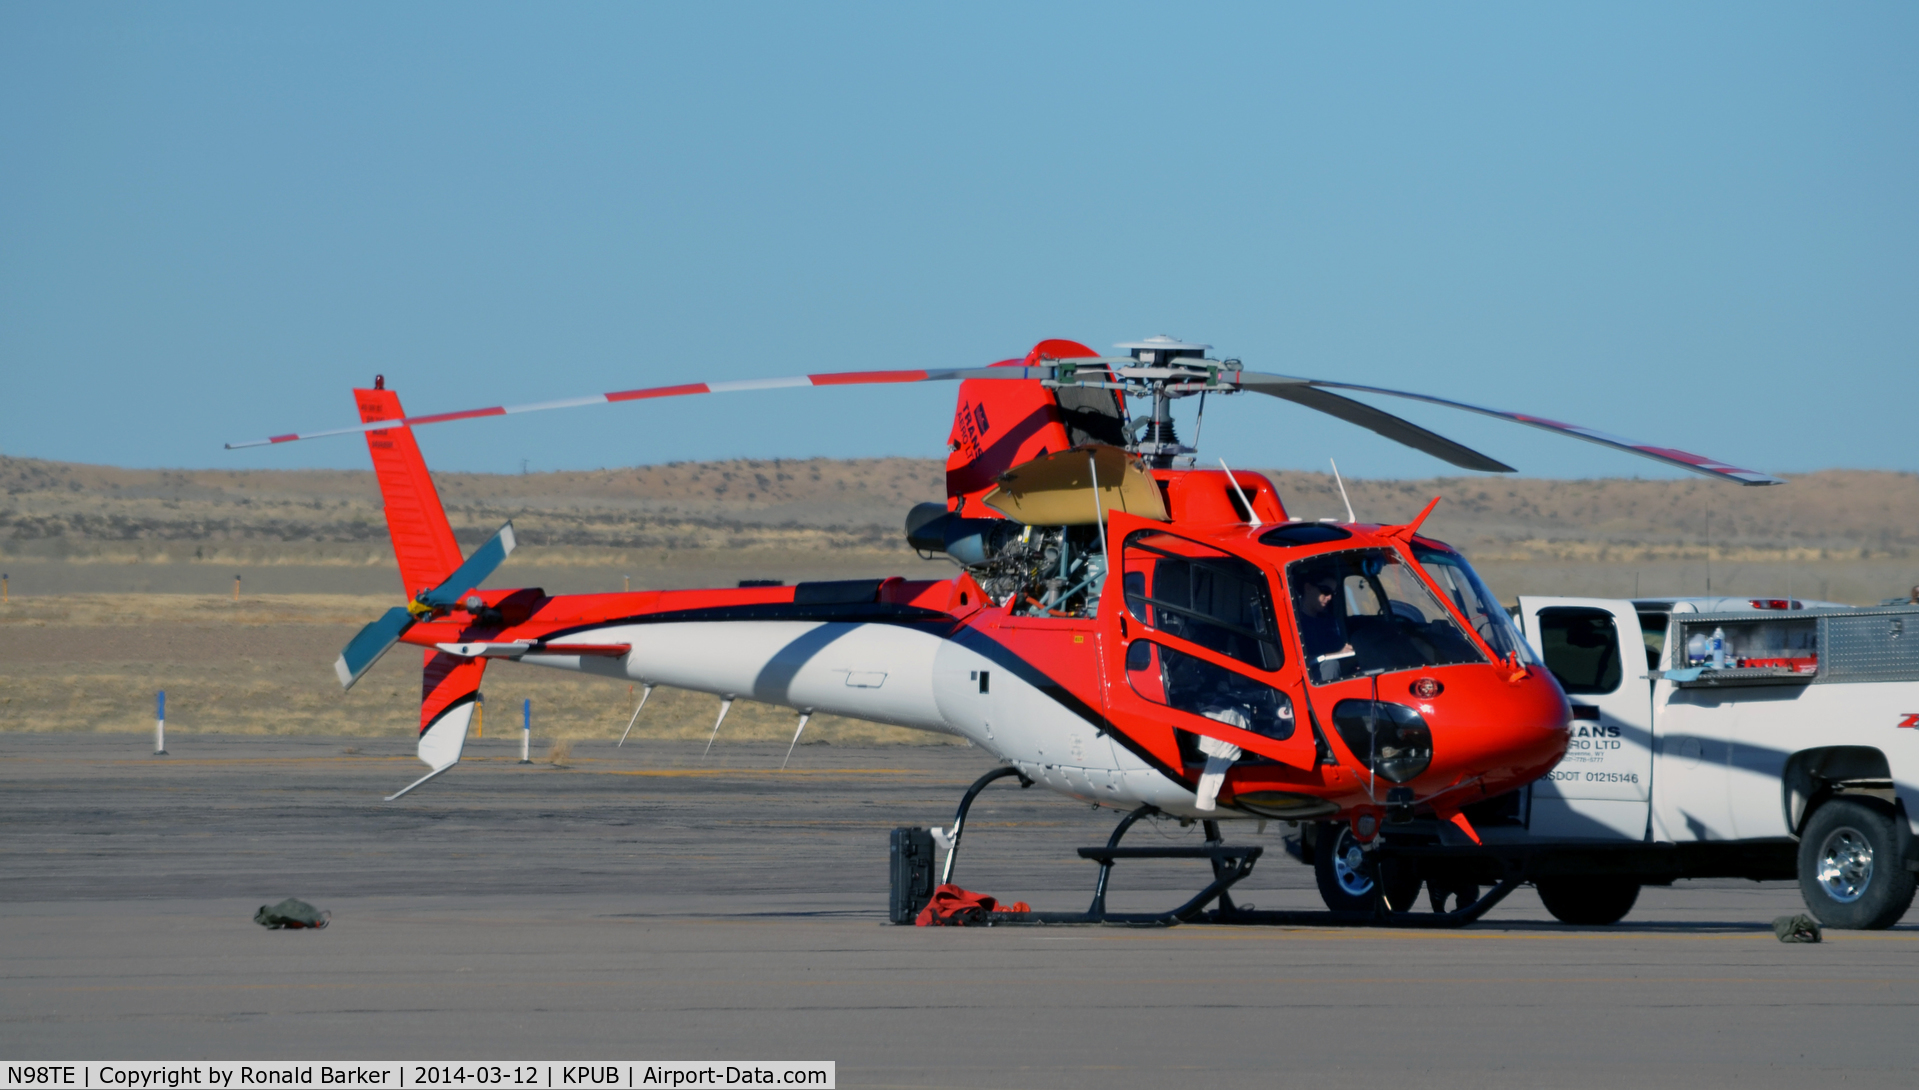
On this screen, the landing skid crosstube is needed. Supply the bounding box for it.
[914,766,1520,928]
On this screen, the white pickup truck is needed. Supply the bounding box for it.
[1298,596,1919,929]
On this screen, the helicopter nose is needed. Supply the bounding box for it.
[1330,670,1570,801]
[1424,670,1571,796]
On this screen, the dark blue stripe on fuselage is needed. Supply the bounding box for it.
[531,606,1190,788]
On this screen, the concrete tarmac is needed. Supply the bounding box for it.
[5,733,1918,1088]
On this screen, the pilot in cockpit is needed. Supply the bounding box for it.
[1293,569,1353,665]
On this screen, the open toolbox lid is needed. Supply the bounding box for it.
[1652,606,1919,687]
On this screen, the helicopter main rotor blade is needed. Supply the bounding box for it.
[1231,372,1782,486]
[224,367,1057,449]
[1233,375,1515,474]
[225,353,1778,485]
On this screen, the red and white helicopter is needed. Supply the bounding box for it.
[232,336,1778,923]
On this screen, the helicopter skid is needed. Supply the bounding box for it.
[981,877,1521,929]
[928,774,1520,929]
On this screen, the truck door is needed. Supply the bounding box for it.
[1520,598,1653,840]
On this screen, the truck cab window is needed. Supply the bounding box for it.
[1537,607,1623,694]
[1637,613,1669,672]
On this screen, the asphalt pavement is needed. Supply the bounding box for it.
[5,732,1917,1088]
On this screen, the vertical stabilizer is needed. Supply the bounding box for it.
[386,650,488,800]
[355,385,464,597]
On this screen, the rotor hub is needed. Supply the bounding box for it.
[1110,336,1223,467]
[1114,335,1211,366]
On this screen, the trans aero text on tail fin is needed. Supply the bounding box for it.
[355,381,465,598]
[944,339,1127,516]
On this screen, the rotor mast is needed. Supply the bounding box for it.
[1114,336,1212,468]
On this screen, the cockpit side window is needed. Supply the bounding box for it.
[1122,530,1283,671]
[1288,548,1483,684]
[1412,545,1536,665]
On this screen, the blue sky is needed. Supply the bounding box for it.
[2,3,1913,481]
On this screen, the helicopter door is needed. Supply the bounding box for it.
[1098,513,1315,776]
[1518,599,1653,841]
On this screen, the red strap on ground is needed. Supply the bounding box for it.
[914,883,1030,926]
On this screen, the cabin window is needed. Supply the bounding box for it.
[1536,607,1624,694]
[1288,548,1483,684]
[1412,545,1535,664]
[1258,522,1352,548]
[1125,639,1295,741]
[1122,531,1283,671]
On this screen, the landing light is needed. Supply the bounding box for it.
[1331,700,1434,784]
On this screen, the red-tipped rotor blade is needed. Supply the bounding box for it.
[1231,372,1783,486]
[225,366,1053,449]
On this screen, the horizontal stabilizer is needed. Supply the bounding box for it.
[433,640,631,659]
[435,641,535,659]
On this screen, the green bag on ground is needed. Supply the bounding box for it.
[1773,913,1820,943]
[254,898,330,929]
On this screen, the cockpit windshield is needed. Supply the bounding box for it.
[1412,544,1536,666]
[1287,548,1484,684]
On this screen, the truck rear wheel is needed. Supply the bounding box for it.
[1797,798,1917,930]
[1535,875,1640,925]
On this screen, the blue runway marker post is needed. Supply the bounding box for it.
[520,698,532,764]
[154,690,168,755]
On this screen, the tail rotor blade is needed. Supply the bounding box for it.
[419,522,517,608]
[337,522,517,690]
[336,606,417,691]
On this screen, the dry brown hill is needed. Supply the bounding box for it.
[5,455,1914,561]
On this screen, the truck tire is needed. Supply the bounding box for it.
[1313,823,1420,912]
[1797,798,1918,930]
[1535,875,1640,925]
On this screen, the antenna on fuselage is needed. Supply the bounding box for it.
[782,710,813,771]
[618,683,654,747]
[1087,450,1109,556]
[1330,458,1357,523]
[1218,458,1263,528]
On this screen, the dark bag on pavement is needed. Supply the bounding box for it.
[1773,913,1821,943]
[254,898,330,929]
